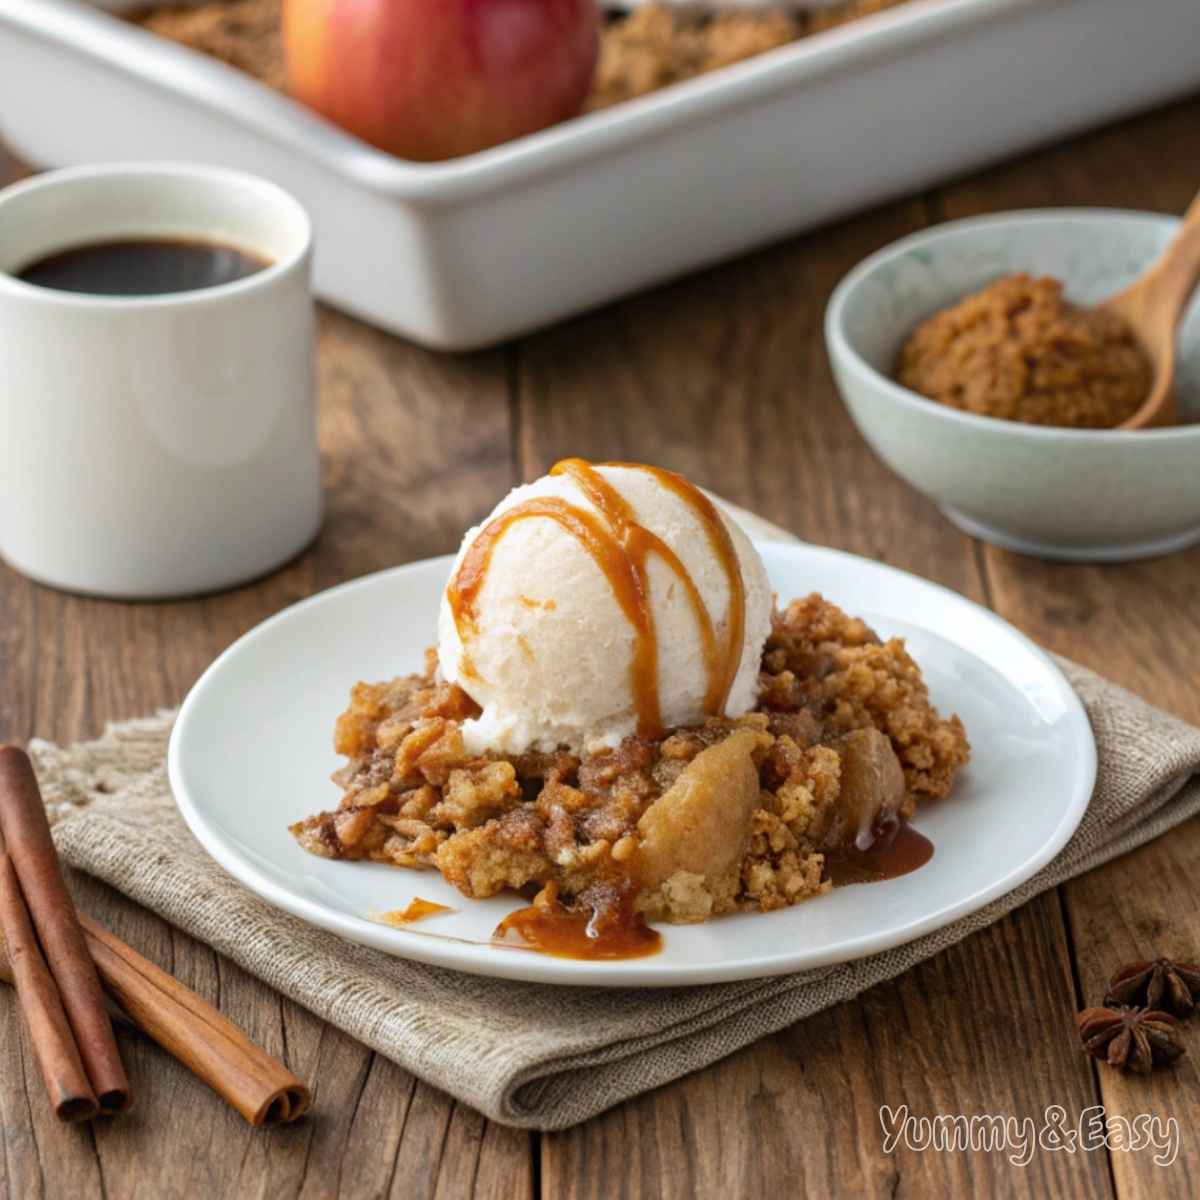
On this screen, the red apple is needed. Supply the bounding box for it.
[284,0,600,162]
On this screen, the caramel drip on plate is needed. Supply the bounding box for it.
[824,821,934,885]
[445,459,747,739]
[374,898,454,927]
[493,881,662,962]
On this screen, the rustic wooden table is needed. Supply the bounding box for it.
[3,95,1200,1198]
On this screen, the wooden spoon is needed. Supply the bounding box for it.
[1107,190,1200,429]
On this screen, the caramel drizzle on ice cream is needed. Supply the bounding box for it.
[446,459,746,740]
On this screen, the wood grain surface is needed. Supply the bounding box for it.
[3,93,1200,1198]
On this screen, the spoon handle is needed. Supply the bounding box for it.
[1122,189,1200,354]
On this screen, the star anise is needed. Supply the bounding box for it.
[1105,957,1200,1017]
[1076,1006,1185,1074]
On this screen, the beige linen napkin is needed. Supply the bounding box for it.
[26,508,1200,1130]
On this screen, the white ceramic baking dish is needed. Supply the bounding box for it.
[2,0,1199,349]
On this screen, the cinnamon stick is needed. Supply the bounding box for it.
[0,920,310,1126]
[0,746,131,1114]
[0,837,98,1121]
[78,914,311,1125]
[1,928,136,1026]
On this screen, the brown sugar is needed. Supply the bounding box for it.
[896,273,1152,429]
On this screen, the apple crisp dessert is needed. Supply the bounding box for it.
[291,594,969,936]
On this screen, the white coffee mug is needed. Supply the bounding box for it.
[0,163,321,598]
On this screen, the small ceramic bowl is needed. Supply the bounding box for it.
[825,209,1200,562]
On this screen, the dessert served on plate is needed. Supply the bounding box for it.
[290,460,969,958]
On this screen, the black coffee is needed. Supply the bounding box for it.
[16,237,269,297]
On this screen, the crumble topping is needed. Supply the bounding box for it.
[134,0,286,90]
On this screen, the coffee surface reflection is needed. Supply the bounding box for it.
[17,238,269,297]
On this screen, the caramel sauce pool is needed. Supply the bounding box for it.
[493,902,662,961]
[825,821,934,885]
[446,458,746,740]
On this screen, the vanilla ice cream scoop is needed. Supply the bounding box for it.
[437,459,773,755]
